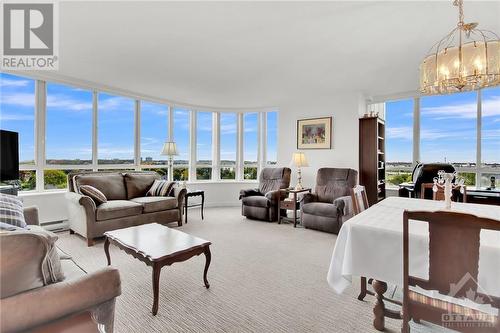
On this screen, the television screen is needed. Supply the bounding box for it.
[0,130,20,181]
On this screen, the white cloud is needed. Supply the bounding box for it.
[47,94,92,111]
[0,113,34,121]
[1,92,35,107]
[0,78,30,88]
[386,126,412,140]
[421,96,500,120]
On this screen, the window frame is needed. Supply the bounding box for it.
[376,89,497,189]
[5,74,277,192]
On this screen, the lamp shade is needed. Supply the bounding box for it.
[290,152,309,167]
[161,141,178,156]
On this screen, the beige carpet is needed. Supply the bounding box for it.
[56,207,449,333]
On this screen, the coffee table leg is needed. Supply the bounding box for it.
[104,237,111,265]
[152,264,161,315]
[203,246,211,289]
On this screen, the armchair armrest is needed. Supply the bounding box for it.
[302,192,318,205]
[264,189,283,204]
[333,195,353,221]
[239,188,261,200]
[172,187,187,208]
[23,206,39,226]
[0,267,121,333]
[65,192,96,238]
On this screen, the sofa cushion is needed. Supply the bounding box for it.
[96,200,143,221]
[79,185,107,205]
[242,195,270,208]
[130,196,177,213]
[74,173,126,200]
[0,226,64,298]
[147,179,175,197]
[302,202,340,218]
[0,193,27,228]
[124,172,160,199]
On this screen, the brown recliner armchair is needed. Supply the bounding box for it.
[301,168,357,234]
[239,167,291,222]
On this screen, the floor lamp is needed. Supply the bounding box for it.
[290,152,309,190]
[161,141,178,181]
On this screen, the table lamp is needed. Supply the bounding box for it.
[290,152,309,190]
[161,141,178,181]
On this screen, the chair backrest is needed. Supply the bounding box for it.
[314,168,358,203]
[403,210,500,305]
[412,163,455,199]
[351,185,369,215]
[258,167,291,194]
[420,183,467,203]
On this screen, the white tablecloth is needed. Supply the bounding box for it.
[327,197,500,297]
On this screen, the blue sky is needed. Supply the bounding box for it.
[386,87,500,164]
[0,73,276,164]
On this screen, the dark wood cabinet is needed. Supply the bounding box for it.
[359,117,385,206]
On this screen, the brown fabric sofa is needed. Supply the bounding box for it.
[301,168,357,234]
[0,207,121,333]
[65,171,186,246]
[239,167,291,222]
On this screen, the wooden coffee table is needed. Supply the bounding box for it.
[103,223,211,315]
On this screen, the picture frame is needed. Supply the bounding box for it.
[297,117,332,149]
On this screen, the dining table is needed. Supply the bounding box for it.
[327,196,500,331]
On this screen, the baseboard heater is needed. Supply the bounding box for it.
[41,220,69,233]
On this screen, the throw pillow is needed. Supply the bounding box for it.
[79,185,107,205]
[0,193,27,228]
[147,179,175,197]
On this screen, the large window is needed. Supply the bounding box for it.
[46,83,93,165]
[481,87,500,188]
[1,74,279,190]
[382,88,496,188]
[140,101,168,167]
[196,112,212,180]
[0,73,36,165]
[421,91,477,185]
[0,73,36,191]
[220,113,237,180]
[243,113,258,180]
[385,99,414,186]
[173,108,189,181]
[98,93,135,164]
[266,111,278,165]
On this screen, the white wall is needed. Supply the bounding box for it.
[277,92,363,189]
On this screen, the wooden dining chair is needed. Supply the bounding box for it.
[350,185,373,301]
[402,210,500,333]
[420,183,467,202]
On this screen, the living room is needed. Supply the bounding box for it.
[0,1,499,332]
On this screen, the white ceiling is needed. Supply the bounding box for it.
[47,1,500,108]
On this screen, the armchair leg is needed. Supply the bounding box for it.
[87,238,95,247]
[69,229,75,234]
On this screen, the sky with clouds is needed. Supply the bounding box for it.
[386,87,500,165]
[0,73,277,165]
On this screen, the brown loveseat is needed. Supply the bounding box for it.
[0,206,121,333]
[65,171,186,246]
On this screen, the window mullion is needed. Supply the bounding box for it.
[476,89,482,186]
[35,80,46,191]
[134,100,141,171]
[189,110,197,181]
[237,113,243,180]
[92,90,98,171]
[413,97,420,167]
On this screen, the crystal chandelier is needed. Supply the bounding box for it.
[420,0,500,95]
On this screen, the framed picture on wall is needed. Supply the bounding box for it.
[297,117,332,149]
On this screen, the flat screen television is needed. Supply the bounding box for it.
[0,130,20,181]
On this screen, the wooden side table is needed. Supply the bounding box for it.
[279,188,311,227]
[184,190,205,224]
